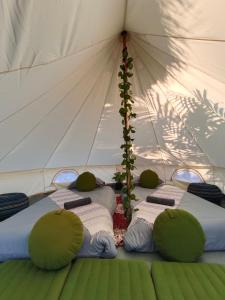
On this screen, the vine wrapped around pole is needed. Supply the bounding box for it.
[118,31,137,219]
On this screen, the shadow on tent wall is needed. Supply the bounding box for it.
[132,85,225,190]
[125,0,225,191]
[127,0,193,168]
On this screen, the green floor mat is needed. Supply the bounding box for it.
[152,261,225,300]
[0,260,71,300]
[60,258,157,300]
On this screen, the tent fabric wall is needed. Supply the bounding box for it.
[1,0,225,194]
[1,165,225,196]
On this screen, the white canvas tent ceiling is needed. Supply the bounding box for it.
[1,0,225,194]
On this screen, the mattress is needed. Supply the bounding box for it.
[124,185,225,252]
[151,261,225,300]
[60,258,157,300]
[0,186,117,261]
[0,260,71,300]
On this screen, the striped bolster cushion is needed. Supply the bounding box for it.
[187,183,225,205]
[0,193,29,221]
[64,197,92,210]
[146,196,175,206]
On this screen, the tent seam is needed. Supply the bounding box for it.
[130,44,184,169]
[129,32,225,43]
[122,0,128,30]
[0,35,118,75]
[0,39,116,125]
[61,0,82,55]
[132,36,225,126]
[0,42,115,165]
[133,33,225,99]
[85,45,121,166]
[42,43,119,169]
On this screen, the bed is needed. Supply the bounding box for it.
[124,184,225,253]
[0,186,117,261]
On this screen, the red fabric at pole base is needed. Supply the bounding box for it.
[113,195,128,246]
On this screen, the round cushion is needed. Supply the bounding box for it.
[29,209,83,270]
[76,172,96,192]
[140,169,159,189]
[153,209,205,262]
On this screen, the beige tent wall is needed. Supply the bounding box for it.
[1,0,225,194]
[0,170,44,196]
[1,164,224,196]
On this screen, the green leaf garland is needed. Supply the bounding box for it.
[116,31,137,219]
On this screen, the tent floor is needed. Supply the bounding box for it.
[117,247,225,268]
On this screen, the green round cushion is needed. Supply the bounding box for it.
[76,172,96,192]
[29,209,83,270]
[140,169,159,188]
[153,209,205,262]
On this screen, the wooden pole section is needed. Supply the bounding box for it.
[121,31,131,204]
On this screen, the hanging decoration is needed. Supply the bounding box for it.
[115,31,137,219]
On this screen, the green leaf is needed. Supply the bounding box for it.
[120,65,125,71]
[130,113,137,118]
[124,94,131,100]
[119,107,127,116]
[118,83,125,89]
[122,49,128,59]
[128,63,133,70]
[130,194,136,200]
[118,48,136,212]
[127,72,133,77]
[122,187,128,193]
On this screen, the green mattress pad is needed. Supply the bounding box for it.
[0,260,71,300]
[60,258,157,300]
[151,261,225,300]
[3,258,225,300]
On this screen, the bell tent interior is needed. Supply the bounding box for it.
[1,1,225,300]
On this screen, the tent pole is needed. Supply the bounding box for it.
[122,31,131,200]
